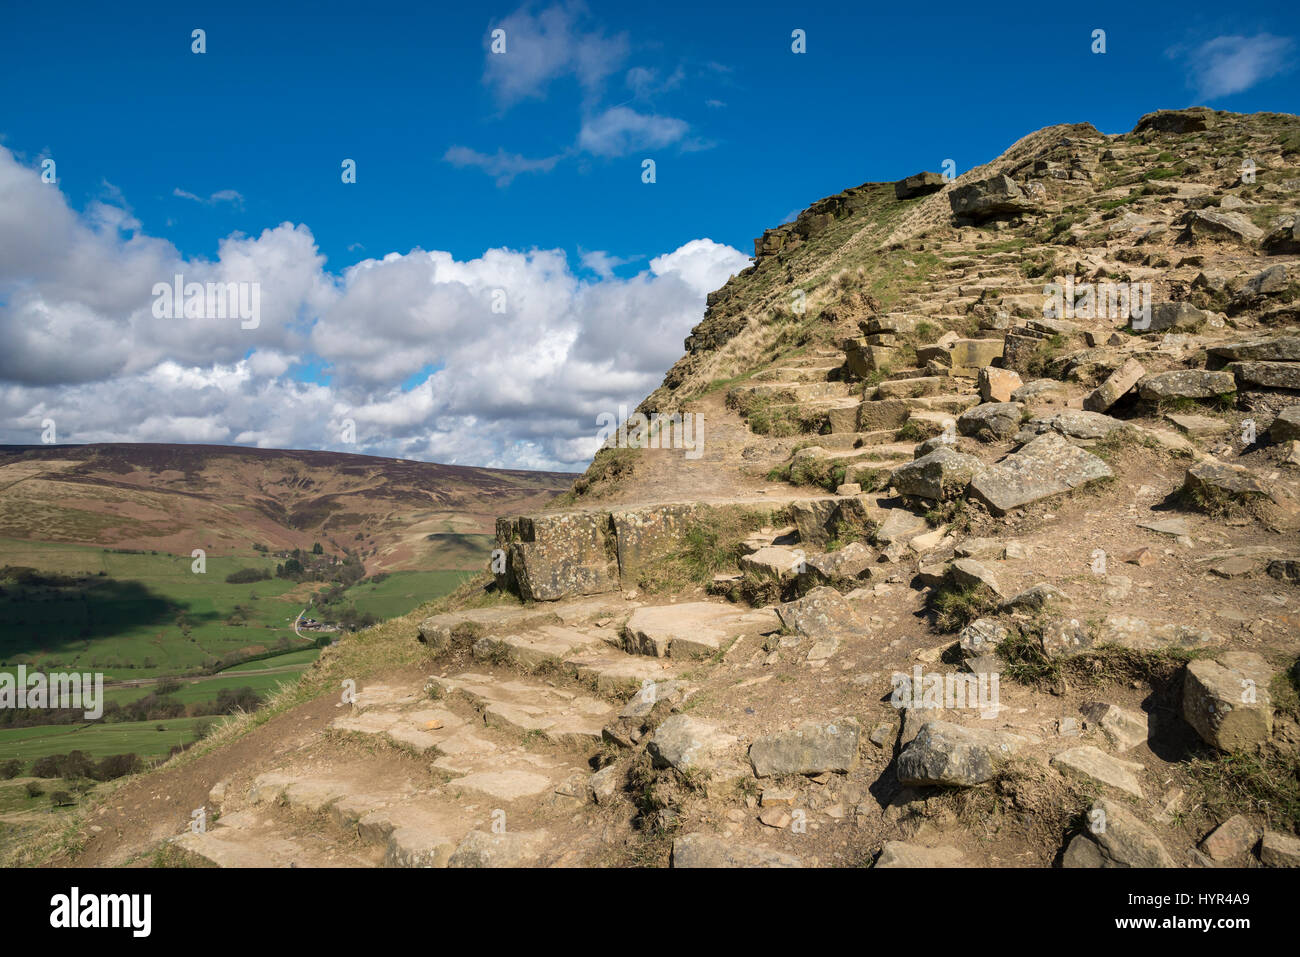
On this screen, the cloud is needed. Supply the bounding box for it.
[1181,33,1295,99]
[0,147,748,471]
[483,2,628,107]
[578,248,640,278]
[173,187,245,208]
[443,145,567,186]
[578,106,689,157]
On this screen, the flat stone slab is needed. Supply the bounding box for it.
[1165,413,1231,438]
[1227,361,1300,391]
[968,432,1112,515]
[624,602,778,658]
[672,833,801,867]
[1209,336,1300,362]
[432,672,614,745]
[1138,369,1236,401]
[447,829,549,868]
[749,719,861,777]
[875,841,967,868]
[1051,745,1145,798]
[648,715,741,774]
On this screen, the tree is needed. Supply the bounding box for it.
[312,542,323,555]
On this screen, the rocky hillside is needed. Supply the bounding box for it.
[0,443,573,572]
[48,107,1300,871]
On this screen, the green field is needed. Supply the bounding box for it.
[221,647,320,672]
[0,538,467,681]
[344,569,475,620]
[0,716,213,763]
[0,538,306,679]
[0,538,472,771]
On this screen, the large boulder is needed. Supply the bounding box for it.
[1270,406,1300,442]
[894,172,947,200]
[1137,369,1236,401]
[1182,651,1274,751]
[890,447,986,501]
[798,542,875,590]
[896,720,1025,787]
[1182,209,1264,244]
[749,718,861,777]
[967,432,1112,515]
[1026,410,1129,441]
[1182,460,1271,506]
[497,512,619,601]
[1263,213,1300,254]
[776,586,862,640]
[648,716,739,773]
[1133,107,1215,134]
[958,402,1025,440]
[1146,301,1211,333]
[1062,798,1175,867]
[1083,357,1145,412]
[1226,361,1300,391]
[949,174,1040,222]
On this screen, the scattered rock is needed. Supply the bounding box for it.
[1050,745,1145,798]
[968,432,1112,515]
[979,367,1023,403]
[1260,830,1300,867]
[749,719,861,777]
[1063,798,1174,868]
[891,447,986,501]
[896,720,1025,787]
[1182,651,1274,751]
[1199,814,1260,863]
[1082,702,1149,751]
[958,402,1025,440]
[672,833,801,868]
[875,842,967,867]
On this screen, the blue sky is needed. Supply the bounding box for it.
[0,1,1296,469]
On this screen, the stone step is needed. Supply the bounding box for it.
[232,759,577,867]
[172,808,381,868]
[782,349,844,367]
[752,363,840,383]
[622,601,779,658]
[561,647,681,694]
[813,429,902,449]
[733,380,854,401]
[433,671,615,746]
[471,623,614,670]
[874,376,963,399]
[793,442,914,464]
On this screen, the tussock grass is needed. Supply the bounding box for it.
[928,582,1000,632]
